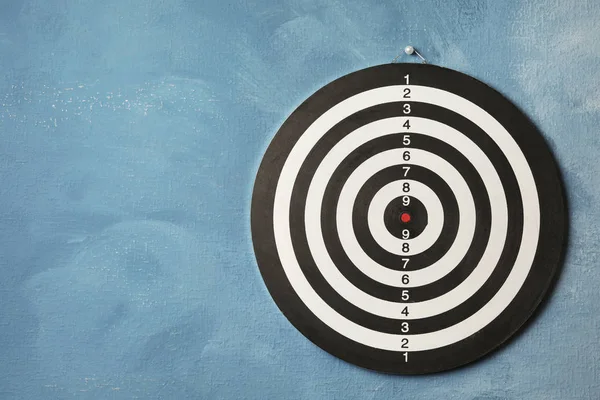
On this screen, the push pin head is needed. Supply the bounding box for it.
[392,45,428,64]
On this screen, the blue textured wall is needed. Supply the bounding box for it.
[0,0,597,398]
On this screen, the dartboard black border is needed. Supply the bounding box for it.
[251,63,567,375]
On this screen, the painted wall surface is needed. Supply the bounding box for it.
[0,0,598,398]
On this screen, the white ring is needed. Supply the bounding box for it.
[368,180,443,254]
[273,85,539,351]
[340,149,468,259]
[333,148,475,287]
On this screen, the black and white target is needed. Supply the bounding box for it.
[251,63,566,374]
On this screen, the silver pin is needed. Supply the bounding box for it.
[392,45,428,64]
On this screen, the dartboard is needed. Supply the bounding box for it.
[251,63,566,374]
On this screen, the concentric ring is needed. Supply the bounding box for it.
[277,86,524,344]
[251,63,566,374]
[367,180,443,254]
[332,146,478,287]
[352,162,464,275]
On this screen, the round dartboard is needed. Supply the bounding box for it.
[251,63,566,374]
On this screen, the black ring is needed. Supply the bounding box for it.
[383,195,428,240]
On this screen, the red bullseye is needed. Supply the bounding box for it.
[400,212,411,223]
